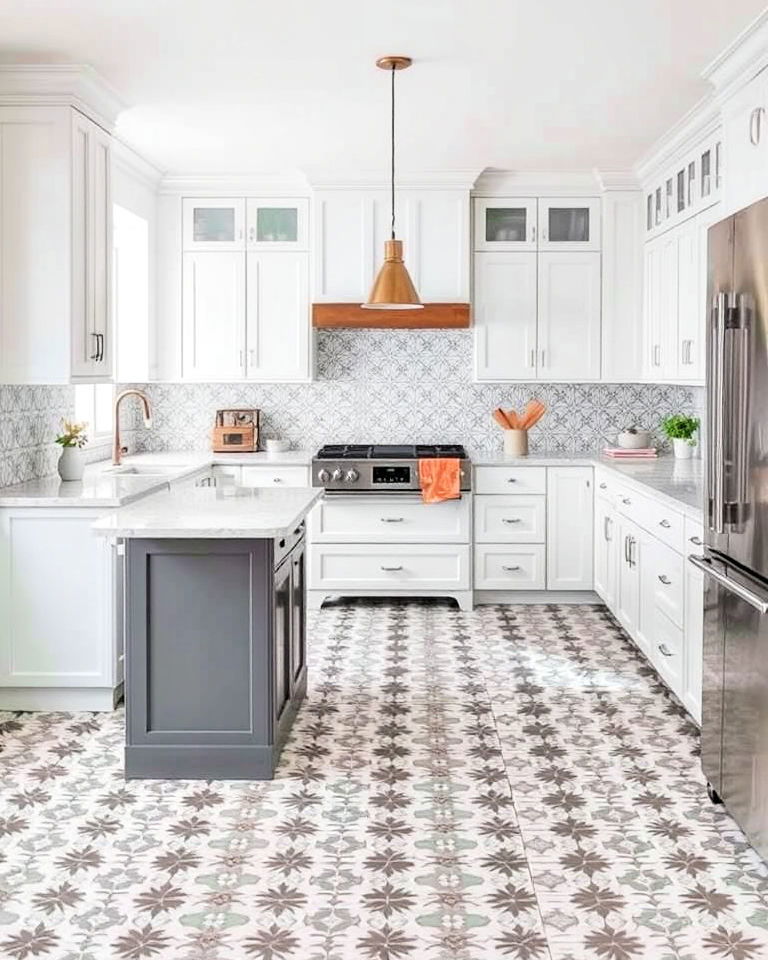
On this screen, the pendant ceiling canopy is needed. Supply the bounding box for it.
[361,55,423,310]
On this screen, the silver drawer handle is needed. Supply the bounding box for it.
[380,517,404,523]
[272,477,283,483]
[381,565,403,572]
[622,498,632,505]
[599,482,607,490]
[502,565,521,572]
[502,518,522,524]
[658,643,674,658]
[659,519,671,529]
[658,575,672,585]
[689,536,702,546]
[506,478,518,483]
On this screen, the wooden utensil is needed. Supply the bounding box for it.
[505,409,520,429]
[493,408,512,430]
[520,399,546,430]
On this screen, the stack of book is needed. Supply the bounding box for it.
[602,447,658,459]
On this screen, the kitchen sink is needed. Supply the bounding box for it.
[102,464,187,477]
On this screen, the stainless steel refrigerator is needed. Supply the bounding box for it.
[691,196,768,859]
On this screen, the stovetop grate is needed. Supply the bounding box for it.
[315,444,468,460]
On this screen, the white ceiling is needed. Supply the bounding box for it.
[1,0,766,177]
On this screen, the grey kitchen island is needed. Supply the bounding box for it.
[94,483,322,780]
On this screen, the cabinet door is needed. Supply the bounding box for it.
[182,198,245,251]
[246,251,310,381]
[547,467,594,590]
[616,518,640,638]
[538,252,601,380]
[405,191,469,300]
[71,112,113,380]
[246,198,308,251]
[676,217,701,380]
[290,541,306,694]
[273,558,292,728]
[474,198,537,251]
[643,238,661,377]
[645,232,677,379]
[594,498,618,610]
[473,252,537,380]
[722,70,768,216]
[538,197,601,250]
[684,561,704,723]
[182,252,245,380]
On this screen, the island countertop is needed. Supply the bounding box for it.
[92,485,322,538]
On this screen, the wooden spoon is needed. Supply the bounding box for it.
[492,408,511,430]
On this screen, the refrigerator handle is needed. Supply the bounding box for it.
[689,555,768,614]
[709,292,727,534]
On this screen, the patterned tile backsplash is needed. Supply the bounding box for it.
[0,331,705,486]
[130,330,705,456]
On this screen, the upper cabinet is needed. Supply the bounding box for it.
[474,197,600,252]
[182,198,309,252]
[721,67,768,216]
[182,199,245,251]
[313,189,469,303]
[0,105,113,384]
[538,198,601,250]
[474,199,537,250]
[643,133,722,239]
[246,199,308,250]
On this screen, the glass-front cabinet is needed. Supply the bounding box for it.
[537,197,601,250]
[246,198,309,250]
[644,134,723,236]
[474,198,537,250]
[182,199,245,251]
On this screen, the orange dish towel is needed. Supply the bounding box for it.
[418,458,461,504]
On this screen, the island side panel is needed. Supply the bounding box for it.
[125,537,275,779]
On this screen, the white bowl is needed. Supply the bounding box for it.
[265,439,291,453]
[617,430,651,449]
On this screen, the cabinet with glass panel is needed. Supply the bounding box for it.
[644,135,722,237]
[474,197,600,252]
[182,198,309,251]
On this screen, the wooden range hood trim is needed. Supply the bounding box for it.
[312,302,471,329]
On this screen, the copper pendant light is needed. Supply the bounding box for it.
[361,55,423,310]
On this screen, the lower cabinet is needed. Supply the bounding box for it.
[593,467,704,721]
[212,464,310,487]
[0,508,122,710]
[547,467,594,589]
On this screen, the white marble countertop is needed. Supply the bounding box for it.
[471,452,596,466]
[0,451,313,507]
[93,485,323,539]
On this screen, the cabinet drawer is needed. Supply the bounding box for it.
[240,466,309,488]
[309,544,470,590]
[650,608,684,698]
[616,486,684,553]
[309,496,469,543]
[684,517,705,557]
[212,465,241,482]
[646,538,684,628]
[474,544,546,590]
[594,469,616,503]
[474,495,545,543]
[474,466,546,495]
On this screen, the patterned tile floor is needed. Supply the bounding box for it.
[0,601,767,960]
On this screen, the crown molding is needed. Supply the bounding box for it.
[634,95,721,186]
[593,169,641,192]
[158,171,311,196]
[111,137,163,189]
[472,168,602,196]
[304,168,481,191]
[0,64,125,130]
[702,8,768,101]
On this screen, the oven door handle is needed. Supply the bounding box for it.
[688,555,768,614]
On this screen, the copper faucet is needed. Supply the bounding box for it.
[113,389,153,465]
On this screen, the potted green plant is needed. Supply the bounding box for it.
[55,420,88,481]
[661,414,699,460]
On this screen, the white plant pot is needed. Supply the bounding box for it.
[58,447,85,481]
[672,438,695,460]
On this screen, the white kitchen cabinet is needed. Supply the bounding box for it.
[246,251,310,381]
[182,198,245,251]
[313,188,469,302]
[473,252,538,380]
[721,67,768,216]
[538,252,601,380]
[240,465,310,487]
[474,544,546,591]
[311,495,469,544]
[538,197,601,250]
[0,508,121,711]
[615,515,644,646]
[600,190,644,382]
[182,252,245,380]
[0,105,113,384]
[594,495,618,609]
[474,198,538,251]
[474,495,546,544]
[644,231,678,380]
[246,198,309,250]
[684,556,704,724]
[546,467,594,590]
[675,216,702,379]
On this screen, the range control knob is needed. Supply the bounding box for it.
[331,468,343,482]
[317,468,330,483]
[345,468,360,482]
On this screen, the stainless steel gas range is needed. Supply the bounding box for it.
[312,444,472,494]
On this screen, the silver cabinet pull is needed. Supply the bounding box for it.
[529,348,536,368]
[624,534,630,564]
[604,516,612,542]
[658,575,672,585]
[380,517,404,523]
[628,536,637,568]
[530,225,536,243]
[652,344,661,367]
[381,565,403,572]
[599,482,607,490]
[506,478,517,483]
[540,348,546,368]
[502,565,521,572]
[272,477,283,483]
[658,643,674,658]
[750,106,765,146]
[689,555,768,613]
[689,536,703,546]
[248,226,255,241]
[622,497,632,506]
[659,519,671,528]
[502,518,522,524]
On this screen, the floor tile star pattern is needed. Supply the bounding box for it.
[0,601,766,960]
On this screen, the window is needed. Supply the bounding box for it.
[74,384,114,442]
[113,204,150,381]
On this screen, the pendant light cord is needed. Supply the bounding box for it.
[390,63,396,240]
